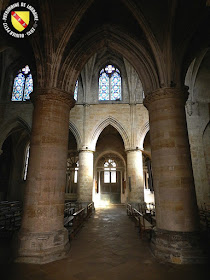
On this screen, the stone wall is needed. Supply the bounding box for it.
[185,50,210,206]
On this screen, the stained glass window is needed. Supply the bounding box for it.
[99,65,121,101]
[12,65,33,101]
[24,74,33,101]
[12,73,25,101]
[111,72,121,100]
[74,80,78,101]
[99,72,109,100]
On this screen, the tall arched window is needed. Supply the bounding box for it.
[74,80,78,101]
[12,65,33,101]
[99,65,121,101]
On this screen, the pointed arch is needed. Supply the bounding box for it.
[69,121,82,150]
[0,117,31,151]
[138,121,150,149]
[90,117,130,151]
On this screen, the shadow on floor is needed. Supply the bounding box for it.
[0,205,209,280]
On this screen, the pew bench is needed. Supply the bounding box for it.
[70,207,86,239]
[64,215,74,229]
[199,208,210,237]
[0,201,22,235]
[86,202,94,219]
[126,203,133,217]
[138,202,156,226]
[132,208,154,239]
[64,207,75,218]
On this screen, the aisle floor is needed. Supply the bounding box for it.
[1,205,209,280]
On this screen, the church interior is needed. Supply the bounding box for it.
[0,0,210,279]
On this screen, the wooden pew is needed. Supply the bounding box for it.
[86,202,94,219]
[0,201,22,233]
[126,203,133,217]
[64,206,75,229]
[199,205,210,237]
[133,208,153,239]
[70,207,86,238]
[65,202,94,239]
[138,202,156,226]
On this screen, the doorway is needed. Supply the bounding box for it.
[96,155,125,204]
[100,165,121,204]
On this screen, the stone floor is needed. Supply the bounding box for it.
[0,204,209,280]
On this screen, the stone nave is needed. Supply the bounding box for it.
[0,0,210,279]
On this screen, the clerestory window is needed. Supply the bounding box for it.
[99,64,121,101]
[12,65,33,101]
[74,80,78,101]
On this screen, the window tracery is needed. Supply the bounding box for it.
[99,65,121,101]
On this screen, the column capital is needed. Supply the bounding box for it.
[31,87,75,109]
[143,86,189,109]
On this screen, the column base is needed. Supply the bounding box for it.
[150,228,208,264]
[15,228,70,264]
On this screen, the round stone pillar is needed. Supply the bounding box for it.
[144,87,206,264]
[126,150,144,203]
[16,89,75,264]
[78,150,94,202]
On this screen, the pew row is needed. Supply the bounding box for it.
[126,203,154,239]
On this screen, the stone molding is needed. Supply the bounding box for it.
[31,88,75,109]
[143,87,189,109]
[125,148,142,153]
[79,148,94,153]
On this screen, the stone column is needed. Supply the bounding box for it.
[78,149,94,202]
[126,149,144,203]
[16,88,75,264]
[144,87,206,264]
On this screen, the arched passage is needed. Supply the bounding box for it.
[65,129,79,201]
[93,125,126,205]
[0,122,30,201]
[90,117,130,151]
[142,131,155,204]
